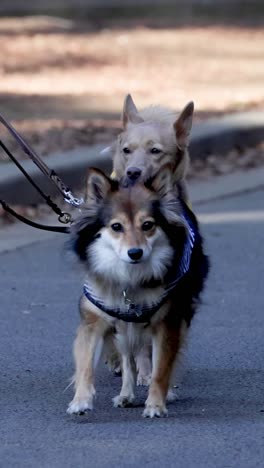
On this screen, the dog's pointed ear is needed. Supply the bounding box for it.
[174,101,194,149]
[85,168,113,203]
[122,94,144,128]
[149,165,174,198]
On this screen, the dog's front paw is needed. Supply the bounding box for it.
[112,394,135,408]
[137,373,151,387]
[67,398,93,415]
[143,403,168,418]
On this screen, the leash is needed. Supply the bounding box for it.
[0,112,84,233]
[0,199,69,234]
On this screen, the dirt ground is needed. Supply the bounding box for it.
[0,16,263,159]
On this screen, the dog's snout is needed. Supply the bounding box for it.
[126,167,142,181]
[127,248,143,261]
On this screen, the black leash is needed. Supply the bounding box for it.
[0,113,83,208]
[0,112,84,233]
[0,199,69,234]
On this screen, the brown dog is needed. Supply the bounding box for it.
[103,94,194,202]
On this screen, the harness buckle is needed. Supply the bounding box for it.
[122,289,139,315]
[122,289,132,306]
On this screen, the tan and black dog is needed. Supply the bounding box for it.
[67,167,209,418]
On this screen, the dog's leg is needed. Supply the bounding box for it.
[143,319,185,418]
[104,333,121,375]
[67,317,106,414]
[136,344,152,386]
[113,353,136,408]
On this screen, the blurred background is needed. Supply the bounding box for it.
[0,0,263,159]
[1,5,264,464]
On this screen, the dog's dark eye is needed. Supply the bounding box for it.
[142,221,155,231]
[151,148,162,155]
[123,147,131,154]
[111,223,123,232]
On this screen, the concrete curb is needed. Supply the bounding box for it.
[190,166,264,205]
[1,165,264,254]
[0,111,264,205]
[190,111,264,159]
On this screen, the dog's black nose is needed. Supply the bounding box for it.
[127,248,143,261]
[126,167,142,181]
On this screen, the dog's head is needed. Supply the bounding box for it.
[71,167,188,287]
[103,94,194,186]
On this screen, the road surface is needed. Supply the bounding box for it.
[0,189,264,467]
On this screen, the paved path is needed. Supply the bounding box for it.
[1,189,264,467]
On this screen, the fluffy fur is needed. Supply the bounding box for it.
[67,168,209,418]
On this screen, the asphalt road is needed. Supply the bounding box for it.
[1,189,264,468]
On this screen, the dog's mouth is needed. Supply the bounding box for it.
[125,257,145,265]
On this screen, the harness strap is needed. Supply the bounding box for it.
[83,282,164,323]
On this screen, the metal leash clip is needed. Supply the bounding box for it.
[123,289,132,306]
[122,289,140,315]
[63,191,84,208]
